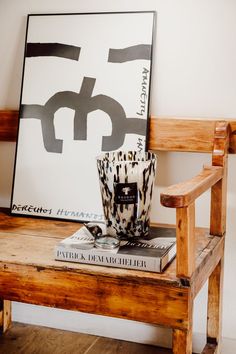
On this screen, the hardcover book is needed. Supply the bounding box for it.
[55,226,176,272]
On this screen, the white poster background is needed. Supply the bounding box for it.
[11,12,155,221]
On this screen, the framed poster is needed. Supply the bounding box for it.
[11,11,155,222]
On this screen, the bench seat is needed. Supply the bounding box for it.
[0,208,224,332]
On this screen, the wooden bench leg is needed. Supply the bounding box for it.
[173,328,192,354]
[206,258,224,353]
[0,299,11,333]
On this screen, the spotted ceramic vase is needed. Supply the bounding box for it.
[96,151,157,238]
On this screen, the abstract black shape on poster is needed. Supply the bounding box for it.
[21,42,151,153]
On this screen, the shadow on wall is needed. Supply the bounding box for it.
[4,17,26,108]
[0,142,16,207]
[154,150,211,187]
[151,150,212,225]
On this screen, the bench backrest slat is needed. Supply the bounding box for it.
[1,110,236,154]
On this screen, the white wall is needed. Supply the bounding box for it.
[1,0,236,352]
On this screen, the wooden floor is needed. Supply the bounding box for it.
[0,322,172,354]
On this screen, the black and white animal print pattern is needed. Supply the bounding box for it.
[97,151,157,238]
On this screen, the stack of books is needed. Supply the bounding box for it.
[55,224,176,273]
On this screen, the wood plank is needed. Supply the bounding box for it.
[207,259,224,352]
[149,116,236,154]
[0,217,196,328]
[0,110,18,141]
[176,203,195,278]
[211,121,229,167]
[0,322,173,354]
[0,322,202,354]
[0,208,175,240]
[0,210,223,330]
[0,322,98,354]
[201,343,217,354]
[0,210,179,285]
[0,207,83,239]
[210,121,229,236]
[191,236,224,298]
[0,261,191,330]
[228,120,236,154]
[87,337,170,354]
[0,213,222,327]
[172,328,192,354]
[161,166,223,208]
[210,174,227,236]
[0,299,11,333]
[207,121,227,353]
[0,209,214,285]
[149,117,215,153]
[1,110,236,153]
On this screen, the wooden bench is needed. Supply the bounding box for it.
[1,110,236,353]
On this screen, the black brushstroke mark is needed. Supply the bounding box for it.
[26,43,81,61]
[108,44,151,63]
[20,77,146,154]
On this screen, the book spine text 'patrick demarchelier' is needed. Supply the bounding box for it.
[55,246,160,272]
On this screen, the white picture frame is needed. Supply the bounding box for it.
[11,11,155,222]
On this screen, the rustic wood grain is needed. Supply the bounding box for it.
[172,328,193,354]
[1,110,236,153]
[0,322,174,354]
[207,123,227,353]
[191,236,225,298]
[207,259,224,353]
[201,343,217,354]
[87,337,171,354]
[149,116,236,154]
[206,122,228,353]
[210,121,229,236]
[211,121,229,167]
[149,117,215,153]
[0,322,98,354]
[0,209,180,285]
[176,203,195,279]
[0,209,221,332]
[210,173,227,237]
[228,120,236,154]
[0,209,215,285]
[160,166,223,208]
[0,110,18,141]
[0,207,83,239]
[0,261,191,330]
[0,299,11,333]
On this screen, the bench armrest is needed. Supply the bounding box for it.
[160,166,223,208]
[160,165,224,279]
